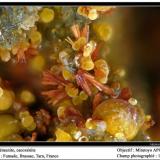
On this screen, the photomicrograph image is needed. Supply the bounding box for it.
[0,6,159,142]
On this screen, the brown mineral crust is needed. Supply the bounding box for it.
[58,106,85,128]
[34,109,51,135]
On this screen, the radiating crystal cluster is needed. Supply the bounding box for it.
[0,6,154,142]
